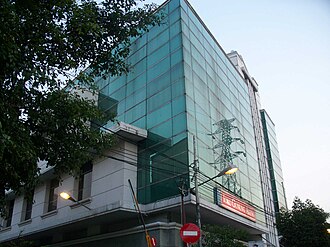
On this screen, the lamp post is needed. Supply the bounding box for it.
[198,163,238,188]
[192,163,238,247]
[60,192,91,210]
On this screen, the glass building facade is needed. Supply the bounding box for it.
[0,1,287,245]
[179,0,266,224]
[96,0,265,222]
[261,109,288,213]
[228,51,280,246]
[96,0,189,204]
[94,0,284,242]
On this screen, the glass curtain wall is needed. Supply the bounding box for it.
[95,0,267,224]
[95,0,189,204]
[180,0,265,224]
[261,110,287,212]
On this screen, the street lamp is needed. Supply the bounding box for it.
[193,163,238,247]
[60,192,91,210]
[221,164,238,175]
[197,164,238,188]
[60,192,75,202]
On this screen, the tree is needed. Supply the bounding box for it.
[277,197,330,247]
[0,237,34,247]
[202,224,249,247]
[0,0,159,215]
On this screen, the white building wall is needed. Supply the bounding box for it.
[0,138,139,243]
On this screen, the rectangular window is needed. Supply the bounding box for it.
[78,161,93,201]
[22,192,34,221]
[24,199,33,221]
[48,179,59,212]
[4,200,14,227]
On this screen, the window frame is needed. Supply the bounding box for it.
[77,161,93,201]
[22,191,34,221]
[47,179,59,212]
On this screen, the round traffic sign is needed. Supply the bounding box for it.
[180,223,201,244]
[150,236,157,247]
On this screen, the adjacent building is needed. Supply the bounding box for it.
[260,109,288,214]
[0,0,287,246]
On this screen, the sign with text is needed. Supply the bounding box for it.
[180,223,201,244]
[214,188,256,222]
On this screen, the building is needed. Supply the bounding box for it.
[228,51,280,246]
[0,0,287,246]
[260,109,288,214]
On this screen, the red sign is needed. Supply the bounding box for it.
[180,223,201,244]
[150,236,157,247]
[220,189,256,221]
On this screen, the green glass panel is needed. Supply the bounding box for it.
[169,7,180,25]
[135,33,147,48]
[128,45,147,66]
[97,77,109,90]
[109,76,126,93]
[170,20,181,39]
[172,96,185,116]
[137,135,188,204]
[131,116,146,129]
[172,131,187,145]
[126,73,146,96]
[148,29,170,55]
[147,43,170,67]
[147,86,171,112]
[185,94,195,114]
[192,58,206,82]
[125,102,146,124]
[147,71,171,97]
[147,56,170,82]
[147,104,171,128]
[126,87,146,110]
[170,49,183,67]
[172,112,186,135]
[171,79,185,98]
[191,43,205,67]
[117,100,125,115]
[109,86,126,103]
[171,62,183,82]
[149,119,172,139]
[133,58,147,75]
[168,0,180,13]
[183,61,192,81]
[170,34,183,51]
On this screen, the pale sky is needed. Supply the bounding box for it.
[149,0,330,213]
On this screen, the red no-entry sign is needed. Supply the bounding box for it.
[180,223,201,244]
[150,236,157,247]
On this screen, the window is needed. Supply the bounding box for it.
[77,161,93,201]
[2,200,14,227]
[22,191,34,221]
[47,179,59,212]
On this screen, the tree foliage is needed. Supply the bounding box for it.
[277,197,330,247]
[202,224,249,247]
[0,0,159,215]
[0,237,34,247]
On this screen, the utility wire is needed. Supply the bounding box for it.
[92,123,276,217]
[90,139,273,216]
[196,171,277,217]
[95,121,190,168]
[89,143,274,218]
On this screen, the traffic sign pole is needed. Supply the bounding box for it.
[192,136,202,247]
[128,179,154,247]
[180,223,201,244]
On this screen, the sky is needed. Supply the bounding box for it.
[148,0,330,213]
